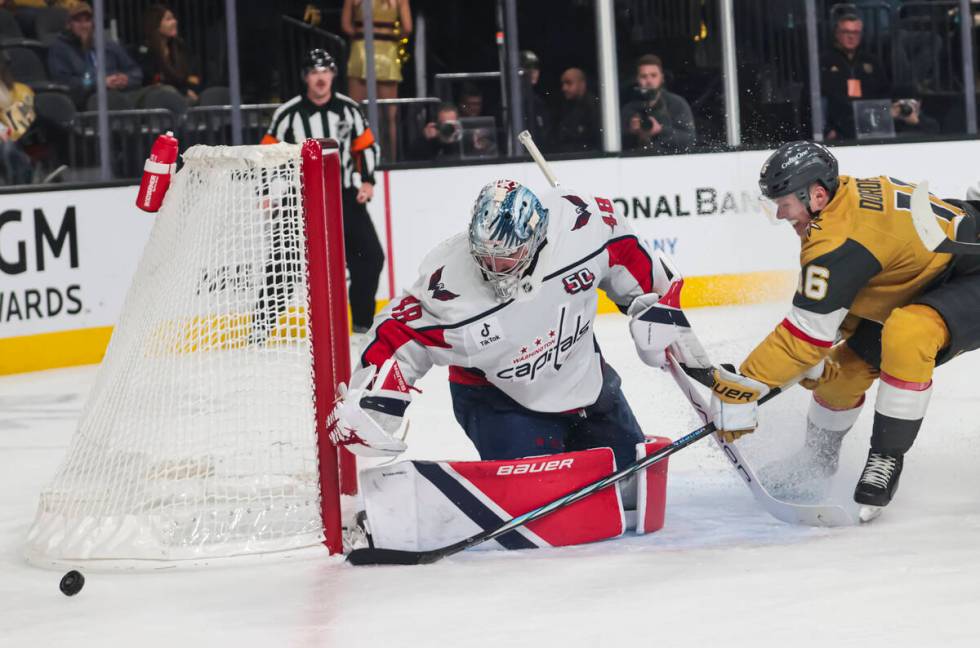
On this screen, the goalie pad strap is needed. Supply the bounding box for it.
[361,394,410,417]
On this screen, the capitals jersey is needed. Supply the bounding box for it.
[359,190,672,412]
[742,175,970,387]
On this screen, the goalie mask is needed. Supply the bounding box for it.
[469,180,549,301]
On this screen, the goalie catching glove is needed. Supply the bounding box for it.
[628,292,680,369]
[710,367,770,443]
[331,359,412,458]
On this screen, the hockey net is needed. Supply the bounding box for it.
[26,140,355,568]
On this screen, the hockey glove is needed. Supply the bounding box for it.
[710,367,770,442]
[628,292,679,370]
[799,357,841,391]
[332,359,411,458]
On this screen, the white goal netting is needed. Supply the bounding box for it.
[26,144,337,567]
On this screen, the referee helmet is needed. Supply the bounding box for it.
[301,48,338,77]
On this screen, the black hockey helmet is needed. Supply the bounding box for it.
[301,48,337,76]
[759,141,840,208]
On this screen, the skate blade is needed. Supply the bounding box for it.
[858,505,883,523]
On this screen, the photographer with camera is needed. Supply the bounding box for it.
[621,55,696,154]
[891,96,939,137]
[414,102,463,160]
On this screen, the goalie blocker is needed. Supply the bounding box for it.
[358,438,670,552]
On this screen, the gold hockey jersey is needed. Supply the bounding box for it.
[741,175,965,388]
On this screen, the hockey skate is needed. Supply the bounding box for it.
[854,450,904,522]
[758,423,848,502]
[342,510,374,551]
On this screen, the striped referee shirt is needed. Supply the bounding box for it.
[262,92,380,190]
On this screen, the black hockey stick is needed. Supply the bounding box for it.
[346,382,786,566]
[909,181,980,255]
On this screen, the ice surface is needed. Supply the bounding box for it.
[2,303,979,647]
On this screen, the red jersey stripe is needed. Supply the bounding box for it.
[780,318,834,348]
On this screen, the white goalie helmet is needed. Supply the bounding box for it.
[468,179,549,301]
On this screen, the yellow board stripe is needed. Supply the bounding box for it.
[597,269,797,313]
[0,271,796,375]
[0,326,114,375]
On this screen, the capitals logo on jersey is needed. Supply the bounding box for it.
[495,305,591,383]
[428,266,459,301]
[564,194,594,231]
[563,195,617,232]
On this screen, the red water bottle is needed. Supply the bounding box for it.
[136,131,179,213]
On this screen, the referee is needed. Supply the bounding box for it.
[262,48,384,334]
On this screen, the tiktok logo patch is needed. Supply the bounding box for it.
[469,316,503,350]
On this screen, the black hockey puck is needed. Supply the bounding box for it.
[59,570,85,596]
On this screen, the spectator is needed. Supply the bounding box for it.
[342,0,413,161]
[552,67,599,154]
[413,102,461,160]
[0,51,34,184]
[621,54,696,154]
[519,49,550,146]
[458,83,484,118]
[47,2,142,109]
[820,11,889,140]
[137,4,202,105]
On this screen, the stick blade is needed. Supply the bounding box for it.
[762,500,860,527]
[346,547,435,566]
[909,180,948,251]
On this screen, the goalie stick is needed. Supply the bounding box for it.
[909,180,980,255]
[518,130,560,188]
[654,286,859,527]
[346,379,790,566]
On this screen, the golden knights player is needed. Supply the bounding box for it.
[710,141,979,520]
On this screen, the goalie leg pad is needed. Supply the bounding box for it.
[359,448,625,552]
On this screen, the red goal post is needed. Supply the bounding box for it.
[303,138,358,554]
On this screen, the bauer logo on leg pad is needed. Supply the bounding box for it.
[496,458,574,476]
